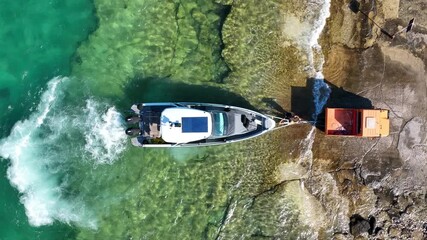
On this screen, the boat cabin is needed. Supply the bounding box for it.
[160,108,213,144]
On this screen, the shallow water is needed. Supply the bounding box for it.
[0,0,333,239]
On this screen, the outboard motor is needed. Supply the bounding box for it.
[125,127,142,136]
[125,115,141,124]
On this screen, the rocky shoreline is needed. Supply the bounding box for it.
[309,0,427,238]
[206,0,426,238]
[67,0,425,238]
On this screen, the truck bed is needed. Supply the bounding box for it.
[325,108,389,137]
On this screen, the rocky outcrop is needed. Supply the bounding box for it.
[215,1,426,239]
[307,0,427,239]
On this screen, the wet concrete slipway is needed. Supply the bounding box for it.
[237,0,427,239]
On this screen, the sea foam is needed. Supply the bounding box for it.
[283,0,331,76]
[82,99,127,165]
[0,77,126,227]
[0,77,92,227]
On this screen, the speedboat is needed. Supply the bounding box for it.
[125,102,276,147]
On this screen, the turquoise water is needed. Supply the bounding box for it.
[0,0,96,239]
[0,0,331,239]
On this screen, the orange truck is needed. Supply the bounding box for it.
[325,108,390,137]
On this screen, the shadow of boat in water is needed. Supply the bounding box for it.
[118,76,256,111]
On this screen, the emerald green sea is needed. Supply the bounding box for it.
[0,0,331,239]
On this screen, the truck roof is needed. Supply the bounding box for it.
[325,108,390,137]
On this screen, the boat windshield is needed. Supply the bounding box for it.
[212,112,228,137]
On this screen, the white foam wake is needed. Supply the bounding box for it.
[308,0,331,74]
[0,77,127,228]
[82,99,127,164]
[0,77,95,227]
[283,0,331,76]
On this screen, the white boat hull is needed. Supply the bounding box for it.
[125,102,276,147]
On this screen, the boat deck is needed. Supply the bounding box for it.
[139,106,168,139]
[127,102,276,147]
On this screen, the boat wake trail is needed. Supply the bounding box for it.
[0,77,126,228]
[80,100,127,164]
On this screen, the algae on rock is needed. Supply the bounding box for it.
[72,0,229,97]
[220,0,305,107]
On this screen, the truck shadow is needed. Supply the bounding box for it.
[291,78,373,130]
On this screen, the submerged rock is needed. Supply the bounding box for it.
[73,0,230,97]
